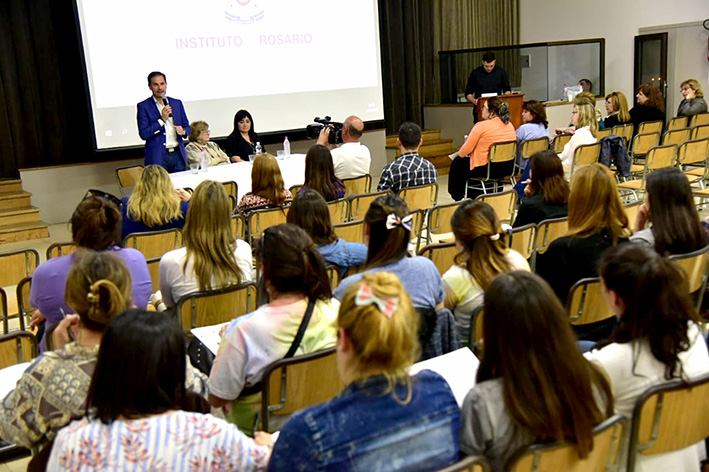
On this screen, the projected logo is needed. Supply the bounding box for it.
[225,0,265,24]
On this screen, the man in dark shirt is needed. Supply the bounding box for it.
[464,51,511,105]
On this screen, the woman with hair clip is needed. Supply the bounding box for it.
[29,195,151,352]
[209,224,338,431]
[443,200,529,340]
[630,167,706,256]
[47,309,271,471]
[630,83,665,133]
[299,144,345,201]
[121,164,191,239]
[334,194,444,312]
[237,152,293,214]
[558,101,598,181]
[287,189,367,275]
[225,109,265,162]
[461,271,614,471]
[448,96,517,200]
[268,272,461,471]
[586,244,709,471]
[159,180,252,309]
[513,150,570,228]
[603,91,631,129]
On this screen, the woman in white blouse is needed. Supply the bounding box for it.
[558,102,598,180]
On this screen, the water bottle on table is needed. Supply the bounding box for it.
[200,148,208,173]
[284,136,291,157]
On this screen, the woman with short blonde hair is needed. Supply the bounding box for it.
[236,153,293,214]
[677,78,707,117]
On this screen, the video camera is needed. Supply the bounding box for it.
[305,116,343,144]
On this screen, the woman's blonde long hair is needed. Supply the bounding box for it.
[127,165,182,227]
[182,180,243,291]
[574,102,599,138]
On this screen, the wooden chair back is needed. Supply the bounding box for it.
[630,132,661,160]
[261,347,344,432]
[596,128,612,140]
[552,134,572,154]
[623,201,643,227]
[123,228,183,290]
[176,282,257,331]
[46,242,77,260]
[0,249,39,288]
[637,120,663,136]
[507,224,535,261]
[417,242,458,276]
[327,198,349,224]
[661,128,691,146]
[0,331,38,369]
[325,266,341,290]
[16,277,33,332]
[689,113,709,127]
[436,455,490,472]
[427,201,464,243]
[611,124,634,145]
[0,288,9,335]
[489,140,517,164]
[668,245,709,310]
[288,184,303,195]
[115,165,144,196]
[476,190,517,224]
[507,415,626,472]
[645,144,677,170]
[667,116,688,131]
[408,209,427,254]
[247,206,289,245]
[342,174,372,196]
[627,373,709,472]
[347,190,390,221]
[399,183,439,211]
[531,217,568,269]
[570,142,601,178]
[222,181,238,201]
[519,137,550,161]
[231,215,246,240]
[691,124,709,140]
[468,306,485,350]
[333,219,367,245]
[566,277,614,325]
[677,138,709,167]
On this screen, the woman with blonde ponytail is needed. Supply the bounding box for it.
[269,272,461,470]
[443,200,530,340]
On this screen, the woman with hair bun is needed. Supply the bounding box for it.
[443,200,529,340]
[269,272,461,471]
[448,96,517,201]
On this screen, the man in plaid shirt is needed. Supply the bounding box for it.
[378,122,438,193]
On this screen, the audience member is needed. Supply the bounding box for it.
[603,91,631,129]
[558,102,598,180]
[587,244,709,471]
[515,99,550,170]
[300,144,345,201]
[378,122,437,194]
[443,200,529,340]
[677,79,708,117]
[461,271,613,471]
[513,150,570,227]
[578,78,593,94]
[29,195,151,352]
[317,115,371,179]
[269,272,461,471]
[334,194,443,312]
[159,180,252,309]
[209,224,338,431]
[47,309,270,471]
[631,167,706,256]
[185,120,229,166]
[121,165,190,240]
[236,152,292,214]
[449,97,516,201]
[630,83,665,133]
[225,109,264,162]
[287,189,367,275]
[555,93,603,136]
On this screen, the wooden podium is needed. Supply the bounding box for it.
[476,93,524,128]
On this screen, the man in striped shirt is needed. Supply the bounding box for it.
[378,122,438,193]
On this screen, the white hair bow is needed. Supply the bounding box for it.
[385,213,413,231]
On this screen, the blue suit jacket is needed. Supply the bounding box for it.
[136,96,191,167]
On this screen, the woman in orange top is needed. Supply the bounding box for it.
[448,97,517,201]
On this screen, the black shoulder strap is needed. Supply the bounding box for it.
[284,298,316,359]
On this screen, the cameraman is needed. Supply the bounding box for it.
[316,115,371,180]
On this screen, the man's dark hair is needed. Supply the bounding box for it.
[398,122,422,150]
[147,71,166,84]
[482,51,496,63]
[579,78,592,90]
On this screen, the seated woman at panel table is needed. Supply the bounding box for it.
[269,272,461,471]
[630,167,706,256]
[448,96,516,201]
[209,224,338,432]
[158,180,252,310]
[586,244,709,472]
[287,189,367,276]
[121,164,190,240]
[299,144,345,201]
[185,120,230,167]
[29,195,152,352]
[461,271,614,472]
[225,109,265,163]
[603,91,631,129]
[47,309,270,471]
[513,150,569,228]
[677,78,708,118]
[630,83,665,134]
[236,153,293,214]
[558,101,598,181]
[443,200,529,341]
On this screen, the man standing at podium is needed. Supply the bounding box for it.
[465,51,512,105]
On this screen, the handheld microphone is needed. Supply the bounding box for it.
[161,94,172,117]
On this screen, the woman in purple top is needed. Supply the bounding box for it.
[30,195,152,351]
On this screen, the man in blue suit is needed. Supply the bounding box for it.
[136,71,191,173]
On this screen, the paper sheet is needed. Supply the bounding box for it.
[0,362,31,399]
[409,348,479,407]
[191,322,229,355]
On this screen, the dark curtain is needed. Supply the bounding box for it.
[378,1,436,133]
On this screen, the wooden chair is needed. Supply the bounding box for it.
[288,184,303,195]
[427,201,464,244]
[417,242,458,276]
[123,228,183,291]
[677,138,709,188]
[407,209,427,254]
[661,128,691,147]
[46,241,77,260]
[566,278,614,326]
[399,182,438,211]
[333,219,366,245]
[611,124,634,146]
[506,415,626,472]
[436,455,490,472]
[667,116,688,131]
[325,266,342,290]
[530,217,568,270]
[507,223,535,261]
[246,205,289,246]
[176,282,257,331]
[221,181,238,202]
[342,174,372,196]
[15,277,33,333]
[596,128,612,140]
[627,372,709,472]
[0,331,38,369]
[476,190,517,224]
[115,165,144,196]
[347,190,390,221]
[468,305,485,352]
[231,214,246,240]
[617,144,677,201]
[327,198,349,224]
[569,142,601,179]
[0,249,40,288]
[552,134,572,154]
[691,124,709,140]
[637,120,663,136]
[260,347,344,432]
[623,201,644,227]
[668,245,709,311]
[519,137,549,164]
[628,132,661,168]
[689,112,709,127]
[467,140,518,196]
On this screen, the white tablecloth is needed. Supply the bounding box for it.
[169,154,306,197]
[0,362,30,399]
